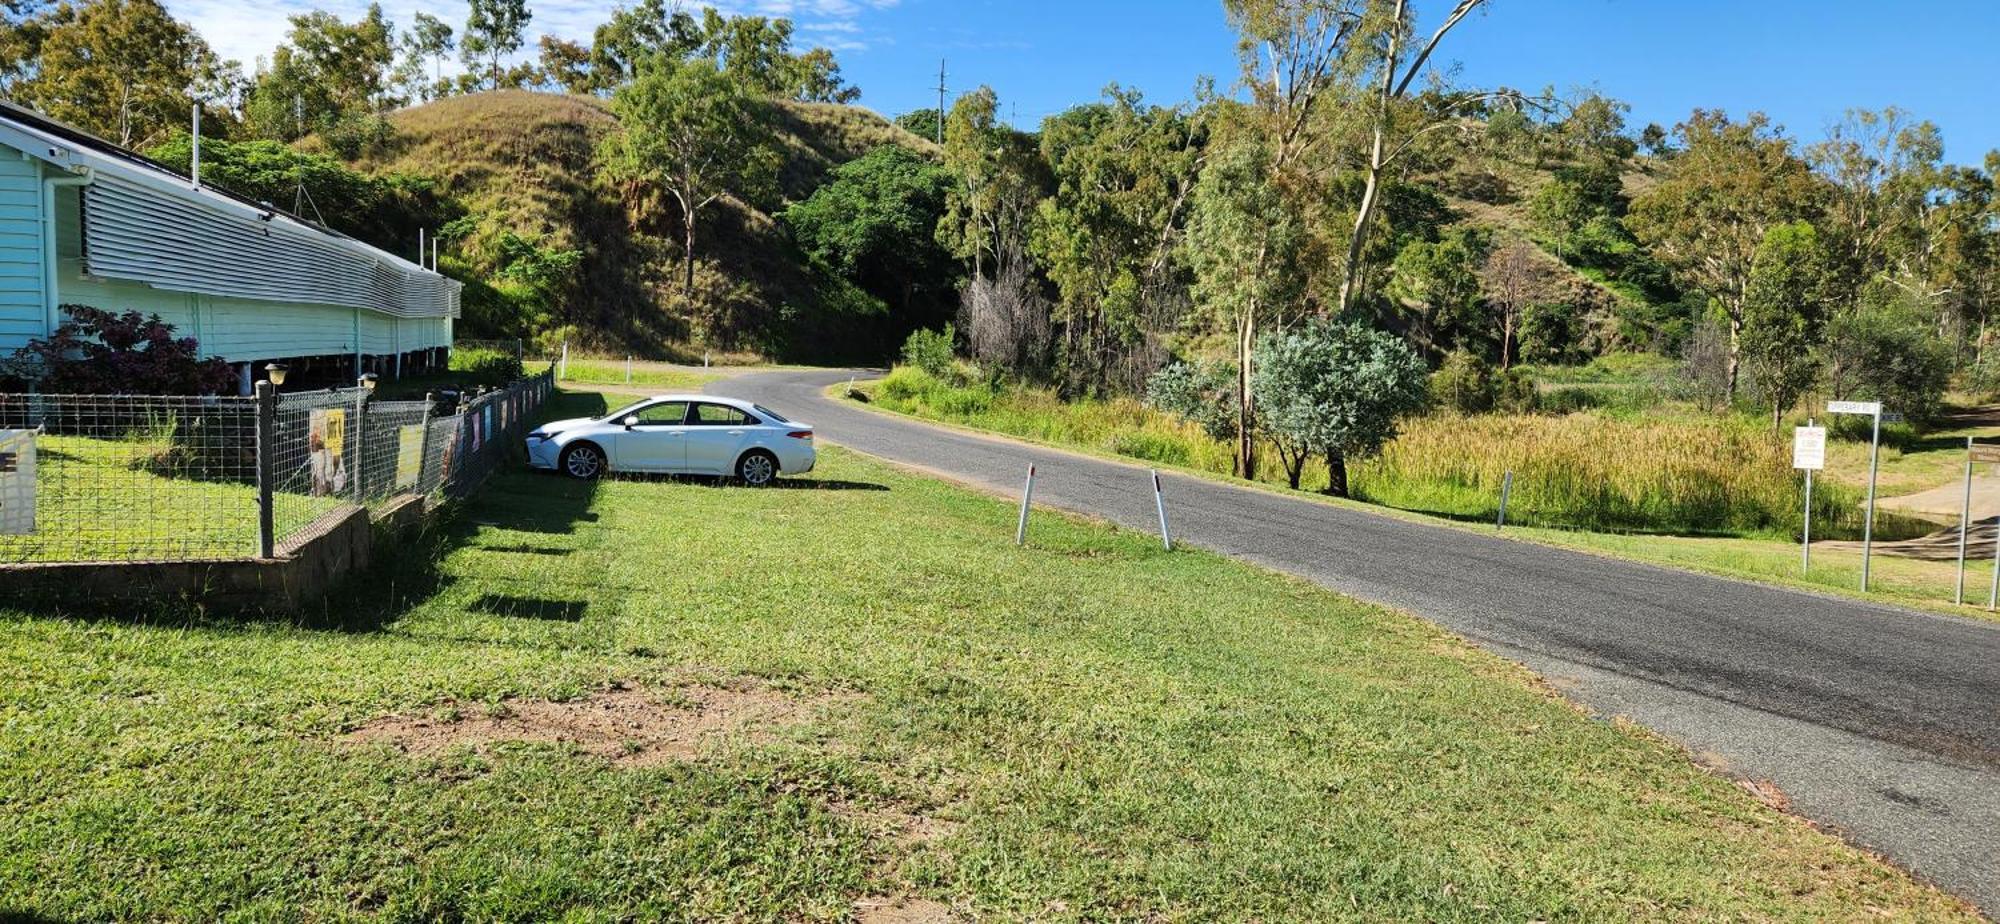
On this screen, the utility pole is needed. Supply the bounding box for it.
[935,59,947,145]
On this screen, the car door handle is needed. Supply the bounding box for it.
[667,430,686,437]
[727,430,745,436]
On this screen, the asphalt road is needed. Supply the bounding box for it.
[717,369,2000,914]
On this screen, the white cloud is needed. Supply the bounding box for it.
[168,0,897,77]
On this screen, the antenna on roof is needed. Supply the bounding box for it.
[189,95,201,190]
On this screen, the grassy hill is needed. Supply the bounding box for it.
[1435,152,1688,355]
[359,90,935,362]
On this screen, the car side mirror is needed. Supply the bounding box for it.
[622,415,639,430]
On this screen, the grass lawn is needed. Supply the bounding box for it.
[558,358,725,392]
[0,391,1974,920]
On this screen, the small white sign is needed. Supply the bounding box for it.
[1793,425,1827,471]
[0,428,35,535]
[1828,400,1883,416]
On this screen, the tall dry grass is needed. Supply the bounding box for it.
[873,367,1893,540]
[1353,412,1867,537]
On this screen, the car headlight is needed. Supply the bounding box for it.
[528,430,561,442]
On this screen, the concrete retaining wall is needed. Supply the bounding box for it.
[0,494,429,614]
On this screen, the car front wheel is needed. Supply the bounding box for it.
[560,443,606,480]
[737,451,778,487]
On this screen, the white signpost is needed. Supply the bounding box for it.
[1827,400,1885,591]
[0,428,36,536]
[1793,421,1826,573]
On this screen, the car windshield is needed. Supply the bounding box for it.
[753,404,789,423]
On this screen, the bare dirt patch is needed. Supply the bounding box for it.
[833,797,962,851]
[853,896,954,924]
[343,681,850,767]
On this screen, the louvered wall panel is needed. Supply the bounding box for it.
[81,174,460,320]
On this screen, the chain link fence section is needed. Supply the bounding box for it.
[0,393,260,562]
[0,369,555,565]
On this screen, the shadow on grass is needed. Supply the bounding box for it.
[476,543,575,556]
[316,391,615,633]
[467,592,588,622]
[0,909,76,924]
[606,472,889,492]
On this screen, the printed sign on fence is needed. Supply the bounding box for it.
[307,408,348,496]
[395,425,424,490]
[0,428,36,535]
[1793,425,1827,471]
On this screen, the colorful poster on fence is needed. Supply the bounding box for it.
[307,408,348,497]
[395,425,423,490]
[0,428,36,535]
[438,431,456,484]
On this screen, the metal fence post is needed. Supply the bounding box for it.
[255,381,276,559]
[1015,464,1036,546]
[1861,408,1882,592]
[1957,436,1973,605]
[418,391,436,493]
[1497,470,1514,530]
[1151,469,1172,551]
[353,386,367,506]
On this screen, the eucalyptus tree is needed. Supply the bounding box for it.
[11,0,229,147]
[462,0,529,89]
[1211,0,1367,476]
[1627,110,1823,400]
[600,58,778,296]
[398,12,454,100]
[1739,221,1835,426]
[1337,0,1493,313]
[936,87,1044,280]
[1031,86,1205,392]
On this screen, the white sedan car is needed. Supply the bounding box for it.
[526,394,814,485]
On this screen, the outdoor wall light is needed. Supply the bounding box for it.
[265,363,289,386]
[359,372,379,393]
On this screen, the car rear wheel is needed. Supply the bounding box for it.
[560,443,606,480]
[737,450,778,487]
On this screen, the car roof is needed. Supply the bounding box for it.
[644,394,754,410]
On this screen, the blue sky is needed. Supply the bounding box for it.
[176,0,2000,164]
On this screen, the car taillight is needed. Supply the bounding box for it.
[787,430,814,440]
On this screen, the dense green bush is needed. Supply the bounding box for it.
[450,348,525,385]
[900,325,957,378]
[1431,350,1496,414]
[1145,360,1239,442]
[1823,305,1954,424]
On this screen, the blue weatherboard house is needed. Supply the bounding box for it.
[0,100,458,392]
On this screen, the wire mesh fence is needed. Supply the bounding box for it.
[0,369,554,564]
[0,393,259,562]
